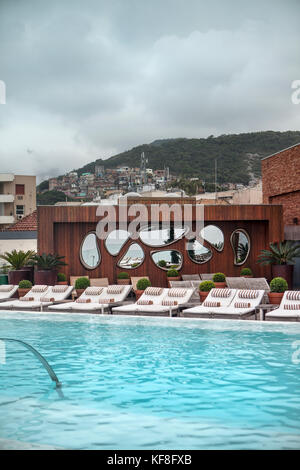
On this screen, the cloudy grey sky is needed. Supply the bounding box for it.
[0,0,299,182]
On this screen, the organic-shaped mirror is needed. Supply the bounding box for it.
[231,229,250,265]
[151,250,183,271]
[80,232,101,269]
[200,225,224,252]
[105,229,130,255]
[187,239,212,264]
[139,224,187,247]
[117,243,144,269]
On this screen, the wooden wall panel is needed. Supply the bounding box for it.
[37,204,283,286]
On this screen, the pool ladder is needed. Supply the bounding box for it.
[0,338,62,389]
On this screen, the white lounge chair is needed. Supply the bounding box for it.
[0,285,19,302]
[1,285,74,310]
[71,284,132,313]
[182,288,237,318]
[49,285,132,313]
[112,287,195,316]
[1,285,50,310]
[183,289,265,319]
[265,291,300,322]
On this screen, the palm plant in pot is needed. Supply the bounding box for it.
[268,277,288,305]
[212,272,226,288]
[135,278,151,300]
[117,272,130,285]
[257,241,300,289]
[0,250,35,285]
[199,280,215,303]
[33,253,67,285]
[166,268,181,286]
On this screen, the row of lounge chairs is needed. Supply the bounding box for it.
[0,283,299,321]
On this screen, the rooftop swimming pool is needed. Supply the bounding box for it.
[0,312,300,450]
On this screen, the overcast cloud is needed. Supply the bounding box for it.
[0,0,299,182]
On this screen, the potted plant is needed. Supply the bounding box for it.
[199,280,215,303]
[33,253,67,286]
[18,280,32,298]
[257,241,300,289]
[240,267,253,278]
[117,272,130,285]
[75,277,90,297]
[212,272,226,288]
[166,268,181,286]
[268,277,288,305]
[135,278,151,300]
[0,250,35,285]
[57,272,67,285]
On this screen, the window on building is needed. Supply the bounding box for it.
[16,205,24,215]
[15,184,25,195]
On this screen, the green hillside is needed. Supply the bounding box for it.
[40,130,300,188]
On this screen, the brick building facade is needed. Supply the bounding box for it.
[262,143,300,228]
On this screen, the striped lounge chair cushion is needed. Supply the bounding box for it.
[168,288,187,298]
[31,285,48,293]
[284,304,300,310]
[203,301,221,307]
[136,299,154,305]
[107,285,124,294]
[52,285,68,293]
[98,298,115,304]
[144,287,163,296]
[211,289,231,298]
[234,302,251,308]
[40,297,55,302]
[286,292,300,301]
[19,297,34,301]
[238,290,259,299]
[85,287,103,296]
[162,300,178,306]
[76,298,91,303]
[0,285,14,292]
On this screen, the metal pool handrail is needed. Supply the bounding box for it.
[0,338,62,389]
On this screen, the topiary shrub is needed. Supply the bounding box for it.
[75,277,90,290]
[240,267,253,276]
[18,280,32,289]
[199,280,215,292]
[158,260,167,268]
[212,272,226,282]
[270,277,288,293]
[136,278,151,290]
[57,272,67,282]
[167,269,179,277]
[117,272,130,279]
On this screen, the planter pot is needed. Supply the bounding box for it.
[57,281,68,285]
[0,274,8,285]
[34,270,57,286]
[214,282,227,289]
[268,292,284,305]
[117,279,130,285]
[18,288,31,298]
[199,291,209,303]
[75,289,85,298]
[135,290,144,301]
[22,266,34,283]
[167,276,181,287]
[8,269,31,285]
[272,265,294,290]
[242,275,253,278]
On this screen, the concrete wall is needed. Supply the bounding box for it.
[0,232,37,266]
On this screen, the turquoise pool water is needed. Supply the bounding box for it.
[0,312,300,450]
